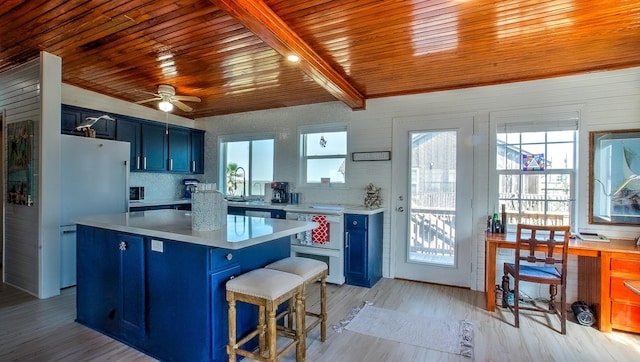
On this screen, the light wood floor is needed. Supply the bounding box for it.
[2,278,640,362]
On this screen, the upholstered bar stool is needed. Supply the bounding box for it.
[226,268,305,362]
[265,257,328,349]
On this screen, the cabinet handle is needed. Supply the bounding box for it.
[136,156,140,170]
[169,159,173,171]
[143,157,147,170]
[192,161,196,173]
[119,241,127,251]
[345,232,350,249]
[226,253,233,260]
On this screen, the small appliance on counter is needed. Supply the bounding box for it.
[130,186,145,201]
[271,182,289,203]
[183,178,200,199]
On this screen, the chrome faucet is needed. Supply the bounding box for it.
[232,166,246,200]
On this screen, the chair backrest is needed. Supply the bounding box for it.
[515,224,571,275]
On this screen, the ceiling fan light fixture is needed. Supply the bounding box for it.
[159,100,173,112]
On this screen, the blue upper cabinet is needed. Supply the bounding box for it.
[66,105,205,174]
[168,127,191,173]
[191,130,205,174]
[141,123,168,172]
[62,104,116,139]
[116,118,142,171]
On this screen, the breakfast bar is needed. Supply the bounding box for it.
[74,209,317,362]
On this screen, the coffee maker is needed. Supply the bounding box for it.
[271,182,289,203]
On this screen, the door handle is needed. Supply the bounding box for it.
[136,156,140,170]
[192,161,196,173]
[345,232,350,248]
[169,159,173,171]
[143,157,147,170]
[397,207,404,212]
[119,241,127,251]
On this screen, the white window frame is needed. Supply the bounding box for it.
[218,133,275,197]
[298,123,349,187]
[489,107,580,232]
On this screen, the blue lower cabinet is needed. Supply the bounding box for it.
[344,212,383,288]
[76,225,290,362]
[76,227,146,346]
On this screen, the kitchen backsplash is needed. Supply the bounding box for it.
[130,173,201,201]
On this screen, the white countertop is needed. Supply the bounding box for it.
[129,198,385,215]
[129,198,191,207]
[74,209,317,250]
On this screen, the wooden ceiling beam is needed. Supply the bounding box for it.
[211,0,365,110]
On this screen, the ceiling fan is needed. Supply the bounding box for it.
[136,84,201,112]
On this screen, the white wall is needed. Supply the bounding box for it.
[199,66,640,298]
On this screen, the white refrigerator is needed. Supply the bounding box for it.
[60,134,130,288]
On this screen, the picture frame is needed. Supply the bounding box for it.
[6,119,35,206]
[589,129,640,225]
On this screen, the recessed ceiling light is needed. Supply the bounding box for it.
[287,54,300,62]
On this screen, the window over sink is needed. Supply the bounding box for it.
[219,134,274,198]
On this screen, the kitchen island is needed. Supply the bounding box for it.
[74,209,317,362]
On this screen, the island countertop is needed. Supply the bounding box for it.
[74,209,317,249]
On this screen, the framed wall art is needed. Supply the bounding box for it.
[6,119,34,206]
[589,129,640,225]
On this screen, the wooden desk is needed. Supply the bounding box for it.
[485,232,640,332]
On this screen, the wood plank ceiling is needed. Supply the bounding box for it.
[1,0,639,119]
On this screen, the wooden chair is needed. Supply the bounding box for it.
[501,224,571,334]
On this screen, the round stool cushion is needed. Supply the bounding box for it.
[226,268,303,300]
[265,257,328,281]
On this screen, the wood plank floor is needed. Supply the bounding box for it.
[2,278,639,361]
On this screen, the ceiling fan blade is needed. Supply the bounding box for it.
[173,95,201,102]
[172,100,193,112]
[136,97,161,104]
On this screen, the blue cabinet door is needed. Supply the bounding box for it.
[61,105,116,139]
[210,264,241,361]
[168,128,191,172]
[76,226,120,333]
[344,213,383,287]
[191,130,205,174]
[141,123,168,171]
[76,227,146,344]
[117,233,146,339]
[116,118,142,171]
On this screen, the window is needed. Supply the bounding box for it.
[219,135,274,197]
[299,124,348,185]
[495,121,577,230]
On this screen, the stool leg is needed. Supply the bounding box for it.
[227,295,237,362]
[267,304,277,362]
[295,289,305,362]
[259,305,266,355]
[320,276,327,342]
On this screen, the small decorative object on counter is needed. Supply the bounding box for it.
[364,183,382,209]
[192,183,227,231]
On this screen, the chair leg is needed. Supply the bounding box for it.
[501,274,510,308]
[267,307,277,362]
[295,291,305,362]
[560,285,567,335]
[513,280,519,328]
[549,284,558,312]
[320,276,327,342]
